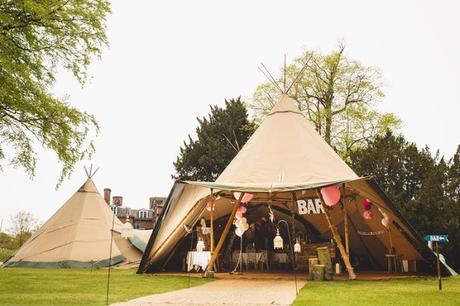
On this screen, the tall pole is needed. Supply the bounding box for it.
[106,206,116,305]
[388,228,394,253]
[188,229,194,288]
[290,193,298,295]
[204,193,243,277]
[436,242,442,291]
[210,189,215,253]
[317,190,356,280]
[340,185,349,256]
[278,219,298,295]
[343,202,349,256]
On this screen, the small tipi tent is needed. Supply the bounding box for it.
[139,94,453,278]
[4,174,142,268]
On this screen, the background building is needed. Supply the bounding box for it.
[149,197,167,228]
[103,188,166,230]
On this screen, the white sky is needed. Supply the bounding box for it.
[1,0,460,230]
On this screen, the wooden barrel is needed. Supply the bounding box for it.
[312,264,325,281]
[308,257,319,280]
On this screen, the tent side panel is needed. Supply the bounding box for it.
[2,255,125,268]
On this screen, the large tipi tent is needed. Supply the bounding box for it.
[3,176,142,268]
[139,95,452,277]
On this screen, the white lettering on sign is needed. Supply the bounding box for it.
[297,198,325,215]
[315,199,325,214]
[297,200,308,214]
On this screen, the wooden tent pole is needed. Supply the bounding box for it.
[388,228,394,253]
[343,202,349,256]
[204,193,243,277]
[210,189,215,253]
[291,192,298,240]
[317,190,356,280]
[341,184,350,256]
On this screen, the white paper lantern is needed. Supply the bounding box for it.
[273,228,283,250]
[235,227,244,237]
[294,239,301,253]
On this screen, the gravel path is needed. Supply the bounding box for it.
[112,279,305,306]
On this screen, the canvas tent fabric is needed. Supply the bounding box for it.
[138,95,451,275]
[128,230,153,253]
[3,178,142,268]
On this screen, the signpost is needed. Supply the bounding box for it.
[424,235,449,291]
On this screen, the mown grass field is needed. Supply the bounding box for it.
[1,268,459,305]
[294,276,460,306]
[0,268,210,306]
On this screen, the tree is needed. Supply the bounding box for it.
[9,211,38,248]
[251,43,400,158]
[349,131,434,211]
[0,232,14,250]
[443,146,460,271]
[349,132,460,272]
[174,98,256,181]
[0,0,111,184]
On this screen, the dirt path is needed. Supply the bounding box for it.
[112,278,305,306]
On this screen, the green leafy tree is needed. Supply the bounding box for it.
[0,232,14,250]
[349,132,460,272]
[0,0,111,184]
[251,43,400,158]
[174,98,256,181]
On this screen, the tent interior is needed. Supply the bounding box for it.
[139,181,443,277]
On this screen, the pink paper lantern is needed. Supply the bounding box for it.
[361,198,372,210]
[233,192,254,203]
[235,211,243,220]
[320,185,341,207]
[363,210,373,220]
[237,205,247,214]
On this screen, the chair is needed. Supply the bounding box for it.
[385,254,399,273]
[256,251,269,271]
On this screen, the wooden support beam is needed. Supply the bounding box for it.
[388,228,394,253]
[341,184,349,256]
[209,189,215,253]
[290,192,298,240]
[204,193,243,277]
[343,202,349,256]
[317,190,356,280]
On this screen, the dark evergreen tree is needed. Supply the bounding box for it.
[349,132,460,272]
[173,98,256,181]
[349,131,434,213]
[443,146,460,270]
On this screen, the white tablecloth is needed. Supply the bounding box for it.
[232,252,268,266]
[186,251,211,271]
[273,253,288,264]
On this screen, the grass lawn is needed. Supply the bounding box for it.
[294,276,460,306]
[0,268,211,306]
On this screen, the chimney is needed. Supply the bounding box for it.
[113,196,123,207]
[104,188,111,205]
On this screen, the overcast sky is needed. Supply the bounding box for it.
[1,0,459,229]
